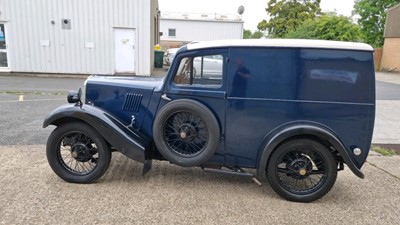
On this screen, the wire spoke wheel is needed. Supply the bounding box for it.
[267,139,337,202]
[57,131,99,175]
[276,150,326,193]
[164,111,208,157]
[46,122,111,183]
[153,99,220,167]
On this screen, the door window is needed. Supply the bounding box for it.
[173,54,223,88]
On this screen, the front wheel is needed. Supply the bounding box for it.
[267,138,337,202]
[46,122,111,183]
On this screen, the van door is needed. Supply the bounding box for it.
[163,49,228,164]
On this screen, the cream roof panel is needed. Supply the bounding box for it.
[187,39,373,51]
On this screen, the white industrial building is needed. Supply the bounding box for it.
[0,0,160,75]
[160,12,244,49]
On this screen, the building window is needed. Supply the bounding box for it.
[168,28,176,37]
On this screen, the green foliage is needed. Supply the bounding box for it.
[243,29,265,39]
[284,20,317,39]
[353,0,400,47]
[371,145,397,156]
[251,31,265,39]
[243,29,252,39]
[285,13,364,42]
[258,0,322,38]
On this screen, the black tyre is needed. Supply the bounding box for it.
[46,122,111,183]
[153,99,220,167]
[267,138,337,202]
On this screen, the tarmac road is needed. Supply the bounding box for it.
[0,76,85,145]
[1,73,400,224]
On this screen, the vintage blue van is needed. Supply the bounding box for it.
[43,39,375,202]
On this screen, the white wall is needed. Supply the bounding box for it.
[0,0,158,75]
[160,19,243,42]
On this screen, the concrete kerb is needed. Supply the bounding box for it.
[375,71,400,84]
[0,69,170,79]
[370,71,400,177]
[373,71,400,146]
[0,72,89,79]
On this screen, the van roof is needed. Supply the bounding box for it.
[186,39,373,51]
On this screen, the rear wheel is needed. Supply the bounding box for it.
[46,122,111,183]
[267,138,337,202]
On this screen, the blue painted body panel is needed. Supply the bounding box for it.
[83,45,375,174]
[85,76,164,138]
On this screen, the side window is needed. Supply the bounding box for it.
[228,48,297,100]
[173,54,223,88]
[299,49,374,102]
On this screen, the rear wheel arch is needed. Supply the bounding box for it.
[256,123,363,179]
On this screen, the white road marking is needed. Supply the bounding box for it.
[19,95,24,101]
[0,98,65,103]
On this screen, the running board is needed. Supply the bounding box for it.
[202,167,262,186]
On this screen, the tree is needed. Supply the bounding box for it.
[285,13,364,42]
[257,0,322,38]
[243,29,265,39]
[353,0,400,47]
[243,29,252,39]
[251,31,265,39]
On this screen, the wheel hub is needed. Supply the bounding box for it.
[298,168,307,176]
[71,151,79,158]
[180,131,187,139]
[287,157,313,178]
[71,143,91,162]
[162,110,212,158]
[179,124,197,141]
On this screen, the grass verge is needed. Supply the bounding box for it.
[371,145,397,156]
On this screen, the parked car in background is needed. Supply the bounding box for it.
[164,48,179,66]
[44,39,376,202]
[193,54,223,77]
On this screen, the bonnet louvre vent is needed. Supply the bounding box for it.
[122,93,143,112]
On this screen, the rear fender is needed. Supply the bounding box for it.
[256,122,364,179]
[43,104,151,163]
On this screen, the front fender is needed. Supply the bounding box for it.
[256,122,364,179]
[43,104,151,163]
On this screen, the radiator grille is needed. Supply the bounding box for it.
[122,93,143,112]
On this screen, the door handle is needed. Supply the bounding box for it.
[161,94,171,101]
